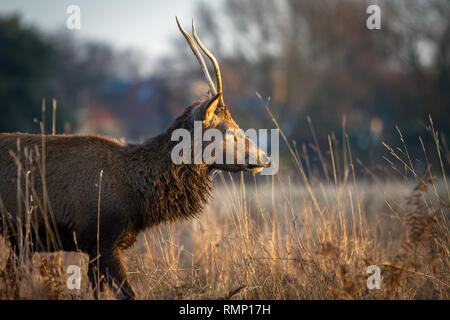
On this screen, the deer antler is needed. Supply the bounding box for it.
[192,18,224,106]
[176,16,217,95]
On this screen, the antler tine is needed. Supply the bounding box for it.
[192,18,224,106]
[176,16,217,95]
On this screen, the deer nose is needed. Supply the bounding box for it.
[260,153,271,167]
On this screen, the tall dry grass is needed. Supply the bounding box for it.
[0,101,448,299]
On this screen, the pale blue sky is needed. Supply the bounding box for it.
[0,0,208,61]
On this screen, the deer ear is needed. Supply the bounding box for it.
[203,93,221,124]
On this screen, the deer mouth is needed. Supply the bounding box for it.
[245,162,270,174]
[245,152,271,173]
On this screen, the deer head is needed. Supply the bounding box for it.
[173,17,270,174]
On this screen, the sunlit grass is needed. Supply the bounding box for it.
[0,109,448,299]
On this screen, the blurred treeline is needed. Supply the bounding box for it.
[0,14,182,139]
[0,0,449,177]
[195,0,450,176]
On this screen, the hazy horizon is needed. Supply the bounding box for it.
[0,1,214,75]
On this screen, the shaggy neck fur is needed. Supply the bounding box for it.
[126,106,212,231]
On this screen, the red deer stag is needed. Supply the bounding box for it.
[0,17,270,299]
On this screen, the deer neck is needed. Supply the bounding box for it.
[128,131,212,230]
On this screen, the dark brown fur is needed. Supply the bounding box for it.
[0,98,215,299]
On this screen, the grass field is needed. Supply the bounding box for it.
[0,116,449,299]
